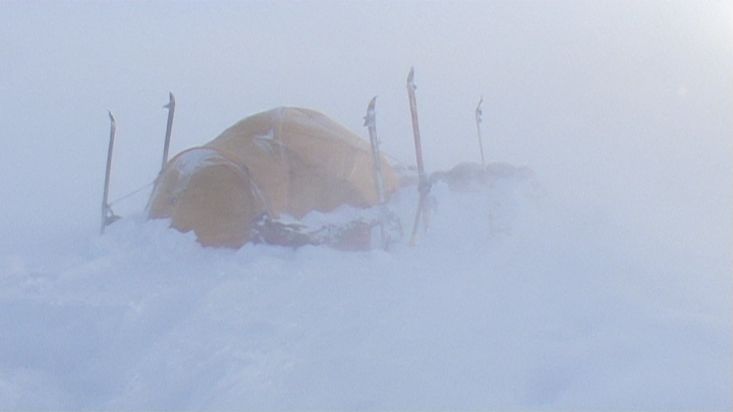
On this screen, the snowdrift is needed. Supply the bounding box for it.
[1,168,730,411]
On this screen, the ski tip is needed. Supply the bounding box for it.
[164,92,176,109]
[368,96,377,109]
[107,110,116,124]
[407,67,415,84]
[364,96,377,127]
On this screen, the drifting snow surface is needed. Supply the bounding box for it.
[0,170,730,410]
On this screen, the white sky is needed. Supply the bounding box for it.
[0,1,731,253]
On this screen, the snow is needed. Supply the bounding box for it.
[1,2,731,410]
[0,171,729,410]
[253,130,281,157]
[171,148,229,178]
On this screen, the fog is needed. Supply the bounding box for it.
[2,2,730,234]
[0,1,731,408]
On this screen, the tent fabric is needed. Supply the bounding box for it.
[148,147,267,247]
[148,107,399,248]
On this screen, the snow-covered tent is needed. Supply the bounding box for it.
[148,107,400,248]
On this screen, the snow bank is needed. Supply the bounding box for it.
[0,171,729,410]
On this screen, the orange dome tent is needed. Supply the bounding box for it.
[148,107,399,248]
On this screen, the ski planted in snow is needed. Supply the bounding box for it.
[407,67,430,246]
[101,110,119,234]
[160,92,176,173]
[365,96,385,205]
[475,96,485,167]
[364,96,387,249]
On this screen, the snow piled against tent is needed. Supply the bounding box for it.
[0,171,730,410]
